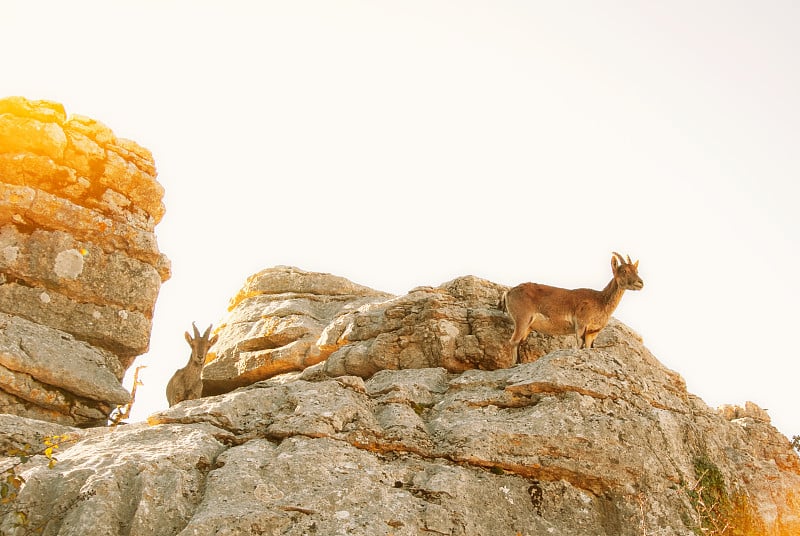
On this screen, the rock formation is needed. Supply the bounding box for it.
[201,266,394,396]
[202,267,574,396]
[0,96,169,427]
[2,269,798,535]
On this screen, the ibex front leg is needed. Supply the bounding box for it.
[576,322,600,349]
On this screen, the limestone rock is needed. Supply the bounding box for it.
[318,275,576,379]
[0,413,78,457]
[0,97,164,224]
[0,281,152,360]
[203,269,582,396]
[0,225,161,314]
[0,96,169,426]
[1,421,232,535]
[201,266,393,395]
[5,316,799,534]
[0,313,130,427]
[0,313,128,399]
[718,401,772,423]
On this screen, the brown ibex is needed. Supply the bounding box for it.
[501,252,643,361]
[166,322,218,407]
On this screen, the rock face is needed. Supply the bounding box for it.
[0,96,169,426]
[2,270,799,535]
[201,266,394,396]
[202,267,574,395]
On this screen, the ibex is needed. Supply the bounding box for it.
[166,322,218,407]
[501,252,643,362]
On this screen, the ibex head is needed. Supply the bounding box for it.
[611,252,643,291]
[185,322,219,365]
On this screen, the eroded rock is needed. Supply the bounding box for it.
[8,318,799,534]
[202,270,583,396]
[0,96,169,426]
[201,266,393,395]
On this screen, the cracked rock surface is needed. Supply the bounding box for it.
[4,317,799,535]
[0,96,169,426]
[201,267,576,396]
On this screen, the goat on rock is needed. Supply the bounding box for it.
[166,322,218,407]
[501,252,643,362]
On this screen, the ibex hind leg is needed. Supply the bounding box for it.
[509,315,533,346]
[509,315,536,364]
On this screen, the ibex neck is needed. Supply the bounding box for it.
[600,278,626,316]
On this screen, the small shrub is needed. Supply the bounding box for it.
[109,365,145,426]
[685,456,762,536]
[1,434,78,534]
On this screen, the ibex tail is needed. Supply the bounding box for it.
[498,290,508,312]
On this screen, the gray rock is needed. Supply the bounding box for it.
[0,224,161,314]
[202,266,392,395]
[205,270,590,395]
[1,422,231,536]
[0,313,129,404]
[0,97,169,426]
[7,316,795,535]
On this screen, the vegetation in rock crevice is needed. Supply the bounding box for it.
[684,455,763,536]
[1,433,87,535]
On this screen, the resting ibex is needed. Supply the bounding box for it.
[502,252,643,361]
[166,322,218,407]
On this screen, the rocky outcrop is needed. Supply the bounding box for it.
[0,96,169,426]
[202,268,575,395]
[2,271,799,535]
[201,266,393,395]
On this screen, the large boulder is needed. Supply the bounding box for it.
[0,96,169,426]
[201,266,393,395]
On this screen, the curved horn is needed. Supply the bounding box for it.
[192,322,200,339]
[612,252,626,265]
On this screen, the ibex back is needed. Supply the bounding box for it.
[166,322,218,407]
[502,252,643,362]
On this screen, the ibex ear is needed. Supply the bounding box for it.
[634,260,639,269]
[611,255,619,272]
[209,334,219,346]
[185,331,192,345]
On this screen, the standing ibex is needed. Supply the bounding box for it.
[501,252,643,362]
[166,322,218,407]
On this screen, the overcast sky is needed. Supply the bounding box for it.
[2,1,799,437]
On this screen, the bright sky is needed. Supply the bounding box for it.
[3,1,798,438]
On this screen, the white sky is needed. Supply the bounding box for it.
[2,1,798,437]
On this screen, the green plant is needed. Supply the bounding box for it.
[687,456,731,534]
[1,434,77,534]
[684,456,762,536]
